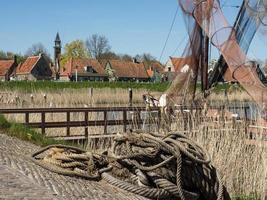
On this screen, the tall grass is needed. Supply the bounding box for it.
[0,85,265,199]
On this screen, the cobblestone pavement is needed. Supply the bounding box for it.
[0,133,146,200]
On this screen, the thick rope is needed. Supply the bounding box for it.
[31,132,230,200]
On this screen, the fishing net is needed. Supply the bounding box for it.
[209,0,267,85]
[164,3,203,106]
[171,0,267,110]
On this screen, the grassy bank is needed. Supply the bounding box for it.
[0,114,80,147]
[0,81,170,93]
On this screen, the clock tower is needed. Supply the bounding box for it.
[54,32,61,80]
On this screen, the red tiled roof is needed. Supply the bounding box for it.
[16,56,40,74]
[108,60,149,79]
[147,62,164,77]
[61,58,106,76]
[0,60,15,76]
[170,57,192,72]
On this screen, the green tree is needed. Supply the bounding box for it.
[61,40,90,66]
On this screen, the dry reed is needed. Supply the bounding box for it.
[0,88,266,199]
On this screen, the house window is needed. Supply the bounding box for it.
[168,67,171,72]
[84,66,95,73]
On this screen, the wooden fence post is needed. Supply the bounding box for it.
[137,110,141,129]
[129,88,133,107]
[66,111,70,136]
[84,111,88,138]
[25,112,29,126]
[158,108,161,131]
[123,110,127,132]
[104,111,107,134]
[41,112,45,135]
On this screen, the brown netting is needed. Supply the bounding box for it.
[171,0,267,110]
[164,3,203,106]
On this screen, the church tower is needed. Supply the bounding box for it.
[54,32,61,80]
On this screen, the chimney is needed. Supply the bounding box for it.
[133,58,140,64]
[14,55,17,65]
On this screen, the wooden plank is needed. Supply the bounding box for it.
[53,136,86,141]
[84,111,88,138]
[0,106,159,114]
[123,110,127,132]
[23,119,147,128]
[104,111,107,134]
[41,112,45,135]
[25,112,29,126]
[66,111,70,136]
[51,134,117,140]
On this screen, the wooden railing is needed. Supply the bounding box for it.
[0,107,161,140]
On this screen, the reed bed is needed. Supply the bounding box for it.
[172,108,266,199]
[0,87,266,199]
[0,88,162,108]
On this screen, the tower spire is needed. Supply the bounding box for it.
[54,32,61,80]
[55,32,61,43]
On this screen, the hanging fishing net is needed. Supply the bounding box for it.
[170,0,267,110]
[164,3,203,106]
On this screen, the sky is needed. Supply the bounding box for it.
[0,0,266,63]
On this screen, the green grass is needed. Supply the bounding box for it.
[0,81,170,92]
[0,80,247,95]
[0,114,82,148]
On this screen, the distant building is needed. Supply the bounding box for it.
[0,57,18,81]
[60,58,107,81]
[15,54,53,81]
[164,56,192,81]
[145,62,164,82]
[105,60,150,82]
[54,32,61,80]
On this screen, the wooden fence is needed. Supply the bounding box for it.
[0,107,160,140]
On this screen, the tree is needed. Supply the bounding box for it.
[0,50,8,59]
[61,40,90,66]
[99,51,120,60]
[0,50,26,63]
[86,34,111,59]
[25,43,49,57]
[120,54,133,61]
[142,53,156,64]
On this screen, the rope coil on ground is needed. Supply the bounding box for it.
[31,132,230,200]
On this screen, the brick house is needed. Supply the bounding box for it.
[164,56,192,81]
[0,58,18,81]
[105,60,150,82]
[145,62,164,82]
[60,58,107,81]
[15,54,53,81]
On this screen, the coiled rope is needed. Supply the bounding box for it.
[31,132,230,200]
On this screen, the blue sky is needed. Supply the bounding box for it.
[0,0,266,63]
